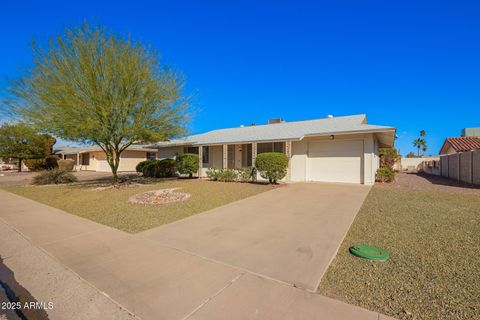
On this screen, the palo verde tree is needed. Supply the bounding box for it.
[7,23,189,183]
[0,123,55,172]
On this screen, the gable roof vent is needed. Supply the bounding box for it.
[268,118,284,124]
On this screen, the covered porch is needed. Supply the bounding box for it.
[181,141,292,178]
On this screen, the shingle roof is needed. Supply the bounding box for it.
[441,137,480,153]
[54,144,157,155]
[152,114,396,147]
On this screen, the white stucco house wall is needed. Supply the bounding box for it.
[151,114,396,185]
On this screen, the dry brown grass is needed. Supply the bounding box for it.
[319,186,480,320]
[3,179,271,233]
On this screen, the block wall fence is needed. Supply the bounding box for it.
[440,150,480,185]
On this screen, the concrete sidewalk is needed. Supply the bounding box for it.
[0,188,394,320]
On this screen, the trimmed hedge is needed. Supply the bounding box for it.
[24,158,47,171]
[176,153,199,178]
[137,159,176,178]
[24,156,59,171]
[206,167,253,182]
[45,156,59,170]
[255,152,289,184]
[58,159,75,171]
[136,160,150,173]
[32,170,78,185]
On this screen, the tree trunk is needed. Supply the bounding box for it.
[105,150,121,184]
[18,158,22,172]
[111,167,119,184]
[110,155,121,184]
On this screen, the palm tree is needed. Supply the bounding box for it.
[412,130,427,157]
[413,138,426,157]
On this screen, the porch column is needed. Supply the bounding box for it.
[76,153,80,171]
[198,146,203,177]
[252,143,257,182]
[285,141,292,158]
[285,141,292,180]
[222,144,228,169]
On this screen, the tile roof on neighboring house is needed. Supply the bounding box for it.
[151,114,396,148]
[439,136,480,154]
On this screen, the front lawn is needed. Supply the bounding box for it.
[319,187,480,319]
[3,179,270,233]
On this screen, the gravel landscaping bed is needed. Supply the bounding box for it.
[319,185,480,320]
[128,188,191,205]
[377,172,480,195]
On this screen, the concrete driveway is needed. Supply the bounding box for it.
[141,182,371,291]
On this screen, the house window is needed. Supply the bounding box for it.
[184,146,199,154]
[257,142,285,154]
[81,153,90,166]
[202,146,209,164]
[146,152,157,160]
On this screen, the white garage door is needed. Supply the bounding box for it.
[308,140,363,183]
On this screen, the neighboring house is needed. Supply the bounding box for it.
[54,145,158,172]
[438,129,480,184]
[151,114,396,185]
[439,137,480,155]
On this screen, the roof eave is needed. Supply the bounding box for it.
[303,128,396,147]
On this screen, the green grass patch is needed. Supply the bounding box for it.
[3,179,270,233]
[319,187,480,320]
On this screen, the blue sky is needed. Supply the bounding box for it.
[1,0,479,155]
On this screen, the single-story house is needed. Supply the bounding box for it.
[439,136,480,155]
[54,145,158,172]
[151,114,396,185]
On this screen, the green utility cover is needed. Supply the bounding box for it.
[349,244,390,262]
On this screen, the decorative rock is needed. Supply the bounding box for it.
[128,188,191,205]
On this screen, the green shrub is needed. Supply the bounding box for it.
[25,156,59,171]
[376,167,395,183]
[217,169,237,182]
[57,159,75,171]
[140,159,176,178]
[45,156,59,170]
[206,168,220,181]
[206,167,253,182]
[141,160,158,177]
[255,152,289,184]
[136,160,149,173]
[156,159,176,177]
[176,153,199,178]
[32,170,78,185]
[236,167,253,182]
[24,158,46,171]
[379,148,399,169]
